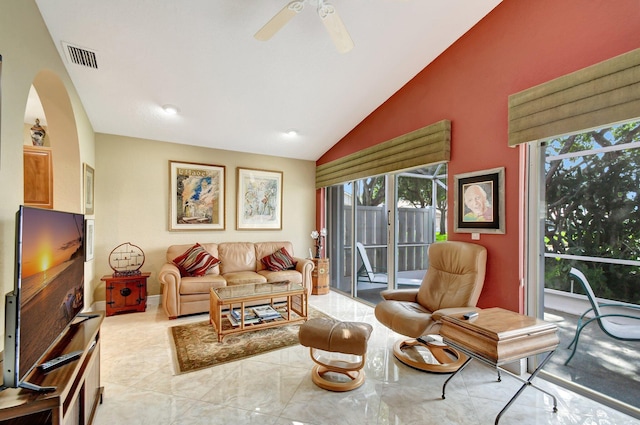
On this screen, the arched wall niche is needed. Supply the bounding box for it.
[30,70,81,213]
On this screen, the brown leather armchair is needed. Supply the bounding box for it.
[374,241,487,372]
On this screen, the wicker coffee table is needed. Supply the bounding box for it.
[209,281,308,342]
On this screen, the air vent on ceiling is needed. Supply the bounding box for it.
[62,42,98,69]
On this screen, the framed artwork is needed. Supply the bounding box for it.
[169,160,225,231]
[83,163,95,215]
[84,219,95,261]
[454,167,505,234]
[0,54,3,155]
[236,167,283,230]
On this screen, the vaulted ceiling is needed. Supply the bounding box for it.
[33,0,502,160]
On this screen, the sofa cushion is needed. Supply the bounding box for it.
[258,269,303,285]
[179,275,227,295]
[260,247,297,271]
[218,242,257,274]
[223,271,267,286]
[173,243,221,277]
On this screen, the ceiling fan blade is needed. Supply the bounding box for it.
[318,2,354,53]
[254,1,305,41]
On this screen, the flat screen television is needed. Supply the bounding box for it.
[3,205,85,390]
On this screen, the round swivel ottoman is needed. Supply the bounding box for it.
[299,318,373,392]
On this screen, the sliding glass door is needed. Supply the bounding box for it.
[528,120,640,416]
[324,177,390,304]
[395,165,446,289]
[326,182,352,295]
[354,176,388,304]
[326,164,447,305]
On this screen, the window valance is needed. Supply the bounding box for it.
[508,48,640,146]
[315,119,450,188]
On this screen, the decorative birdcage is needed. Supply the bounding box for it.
[108,242,145,277]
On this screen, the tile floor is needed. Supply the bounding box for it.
[93,292,639,425]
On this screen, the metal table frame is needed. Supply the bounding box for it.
[441,340,558,424]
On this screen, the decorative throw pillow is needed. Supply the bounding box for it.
[173,243,221,277]
[261,247,297,271]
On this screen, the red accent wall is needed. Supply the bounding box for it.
[317,0,640,312]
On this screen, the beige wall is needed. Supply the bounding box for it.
[0,0,96,349]
[94,134,316,301]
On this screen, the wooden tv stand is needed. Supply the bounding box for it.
[0,311,104,425]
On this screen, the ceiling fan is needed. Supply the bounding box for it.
[254,0,354,54]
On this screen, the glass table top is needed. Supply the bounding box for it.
[213,281,302,301]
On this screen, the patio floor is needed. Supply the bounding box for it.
[543,308,640,410]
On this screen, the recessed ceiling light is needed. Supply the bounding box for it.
[285,129,298,137]
[162,104,180,115]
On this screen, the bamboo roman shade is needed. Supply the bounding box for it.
[508,48,640,147]
[315,120,451,188]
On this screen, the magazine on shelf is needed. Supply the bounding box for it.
[227,313,260,327]
[253,305,282,320]
[231,308,258,320]
[229,309,260,325]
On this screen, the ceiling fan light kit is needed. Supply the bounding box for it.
[254,0,354,54]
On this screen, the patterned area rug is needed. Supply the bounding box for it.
[169,306,330,374]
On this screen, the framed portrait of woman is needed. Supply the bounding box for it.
[454,167,505,234]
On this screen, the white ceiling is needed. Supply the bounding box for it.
[33,0,501,161]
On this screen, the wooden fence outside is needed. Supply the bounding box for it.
[341,206,435,277]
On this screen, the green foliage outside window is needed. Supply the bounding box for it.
[544,121,640,304]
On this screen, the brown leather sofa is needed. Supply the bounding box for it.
[159,241,314,319]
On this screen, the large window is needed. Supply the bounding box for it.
[537,120,640,413]
[544,121,640,304]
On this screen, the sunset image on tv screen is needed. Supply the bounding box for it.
[20,208,84,301]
